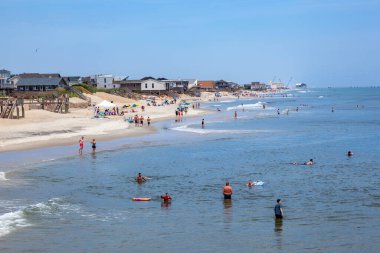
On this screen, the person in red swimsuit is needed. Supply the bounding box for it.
[161,193,172,202]
[79,136,84,155]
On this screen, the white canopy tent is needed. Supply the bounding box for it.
[96,100,117,109]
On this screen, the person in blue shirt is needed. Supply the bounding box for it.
[274,199,284,219]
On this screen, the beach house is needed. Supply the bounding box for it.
[244,82,267,91]
[183,79,198,90]
[215,80,240,90]
[16,76,67,92]
[0,69,14,90]
[161,79,190,93]
[63,76,82,86]
[119,77,166,93]
[197,80,216,90]
[95,74,118,89]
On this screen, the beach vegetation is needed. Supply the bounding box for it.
[72,84,97,94]
[55,87,78,98]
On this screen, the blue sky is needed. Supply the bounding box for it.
[1,0,379,86]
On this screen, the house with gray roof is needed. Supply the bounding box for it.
[16,77,67,92]
[0,69,13,89]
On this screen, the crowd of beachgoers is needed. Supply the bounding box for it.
[0,90,279,152]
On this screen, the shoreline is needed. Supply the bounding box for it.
[0,108,211,153]
[0,90,280,154]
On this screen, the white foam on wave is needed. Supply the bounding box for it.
[227,101,272,111]
[318,96,324,99]
[0,210,30,237]
[171,125,257,135]
[220,100,235,103]
[24,197,81,216]
[41,158,56,162]
[0,172,8,181]
[254,181,264,186]
[0,197,81,237]
[212,104,222,107]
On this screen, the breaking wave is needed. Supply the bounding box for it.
[226,102,272,111]
[0,172,8,181]
[0,197,81,237]
[171,125,269,135]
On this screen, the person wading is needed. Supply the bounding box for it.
[223,181,233,199]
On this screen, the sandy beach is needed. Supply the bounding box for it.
[0,92,223,152]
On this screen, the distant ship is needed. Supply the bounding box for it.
[295,83,307,88]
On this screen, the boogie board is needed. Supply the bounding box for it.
[132,198,151,201]
[253,181,264,186]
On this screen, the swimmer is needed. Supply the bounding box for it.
[223,181,233,199]
[247,180,254,187]
[136,172,146,183]
[304,159,314,165]
[347,150,353,157]
[161,192,172,202]
[201,119,205,129]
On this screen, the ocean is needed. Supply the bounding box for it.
[0,88,379,253]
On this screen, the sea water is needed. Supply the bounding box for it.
[0,88,379,253]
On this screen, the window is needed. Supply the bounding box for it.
[152,83,154,89]
[145,83,148,89]
[104,78,107,83]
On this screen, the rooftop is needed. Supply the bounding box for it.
[16,77,65,86]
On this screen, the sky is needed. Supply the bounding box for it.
[1,0,379,86]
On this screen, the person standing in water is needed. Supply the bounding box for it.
[136,172,146,184]
[161,193,172,203]
[79,136,84,155]
[277,109,280,115]
[223,181,233,199]
[234,111,237,119]
[201,119,205,129]
[147,117,151,127]
[332,106,335,112]
[91,139,96,152]
[274,199,284,219]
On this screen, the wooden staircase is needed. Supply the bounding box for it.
[0,98,25,119]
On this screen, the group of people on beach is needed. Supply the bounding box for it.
[132,115,151,127]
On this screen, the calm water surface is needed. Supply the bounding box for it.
[0,88,379,253]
